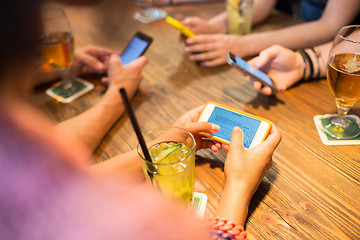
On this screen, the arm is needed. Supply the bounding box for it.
[184,0,360,67]
[55,55,148,153]
[181,0,276,35]
[216,125,282,226]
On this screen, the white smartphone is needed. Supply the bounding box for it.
[227,52,277,92]
[197,102,272,148]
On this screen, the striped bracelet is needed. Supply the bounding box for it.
[209,217,248,240]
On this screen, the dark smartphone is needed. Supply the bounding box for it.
[227,52,277,92]
[120,32,153,65]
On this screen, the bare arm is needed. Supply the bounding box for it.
[55,55,147,153]
[232,0,360,56]
[185,0,360,67]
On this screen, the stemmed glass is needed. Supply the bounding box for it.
[324,25,360,139]
[134,0,167,24]
[41,8,93,103]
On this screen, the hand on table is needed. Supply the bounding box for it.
[184,34,237,67]
[104,55,148,99]
[248,45,304,95]
[71,45,117,76]
[223,124,281,197]
[173,105,222,152]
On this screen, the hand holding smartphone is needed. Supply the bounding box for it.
[227,52,277,93]
[197,102,272,148]
[120,32,153,65]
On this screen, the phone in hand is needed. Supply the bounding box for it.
[227,52,277,93]
[197,102,272,148]
[165,16,196,38]
[120,32,153,65]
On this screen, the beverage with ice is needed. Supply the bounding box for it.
[227,0,253,35]
[139,127,195,205]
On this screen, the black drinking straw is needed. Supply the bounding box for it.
[119,88,152,163]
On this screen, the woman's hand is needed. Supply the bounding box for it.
[223,124,281,197]
[173,105,222,152]
[71,45,117,76]
[184,34,238,67]
[248,45,304,95]
[104,55,148,99]
[182,17,215,35]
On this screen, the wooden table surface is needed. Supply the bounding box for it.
[33,1,360,239]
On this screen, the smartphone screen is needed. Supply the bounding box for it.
[207,106,262,148]
[120,35,150,65]
[233,55,273,86]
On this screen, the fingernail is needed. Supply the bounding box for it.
[189,56,194,60]
[212,124,220,131]
[184,47,190,52]
[233,126,241,131]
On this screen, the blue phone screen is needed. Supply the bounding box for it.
[120,36,149,65]
[207,106,261,148]
[234,55,273,86]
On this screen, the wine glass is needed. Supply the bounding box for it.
[41,8,93,103]
[134,0,167,24]
[324,25,360,139]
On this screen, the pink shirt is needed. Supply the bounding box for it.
[0,107,209,240]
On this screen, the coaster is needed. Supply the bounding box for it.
[193,192,207,218]
[46,77,94,104]
[134,8,167,23]
[313,114,360,145]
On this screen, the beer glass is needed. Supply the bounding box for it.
[325,25,360,139]
[41,8,93,103]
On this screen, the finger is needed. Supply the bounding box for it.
[77,52,106,73]
[252,81,262,91]
[261,86,273,95]
[185,34,213,45]
[185,42,217,54]
[185,122,220,135]
[200,140,219,152]
[85,45,115,57]
[101,77,109,84]
[127,56,148,71]
[229,126,245,152]
[259,124,282,150]
[200,57,226,67]
[188,50,220,61]
[223,144,230,152]
[248,56,259,67]
[256,45,281,68]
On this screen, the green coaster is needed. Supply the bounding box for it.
[46,77,94,104]
[320,116,360,141]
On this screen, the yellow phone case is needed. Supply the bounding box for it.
[197,102,272,145]
[165,16,196,38]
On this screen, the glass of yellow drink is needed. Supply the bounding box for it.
[137,127,195,206]
[325,25,360,139]
[226,0,253,35]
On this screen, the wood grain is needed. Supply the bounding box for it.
[33,1,360,239]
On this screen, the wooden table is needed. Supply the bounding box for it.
[33,1,360,239]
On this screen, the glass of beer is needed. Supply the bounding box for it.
[41,8,93,103]
[325,25,360,139]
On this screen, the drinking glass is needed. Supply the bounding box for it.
[226,0,253,35]
[137,127,195,206]
[134,0,167,24]
[41,8,93,103]
[324,25,360,139]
